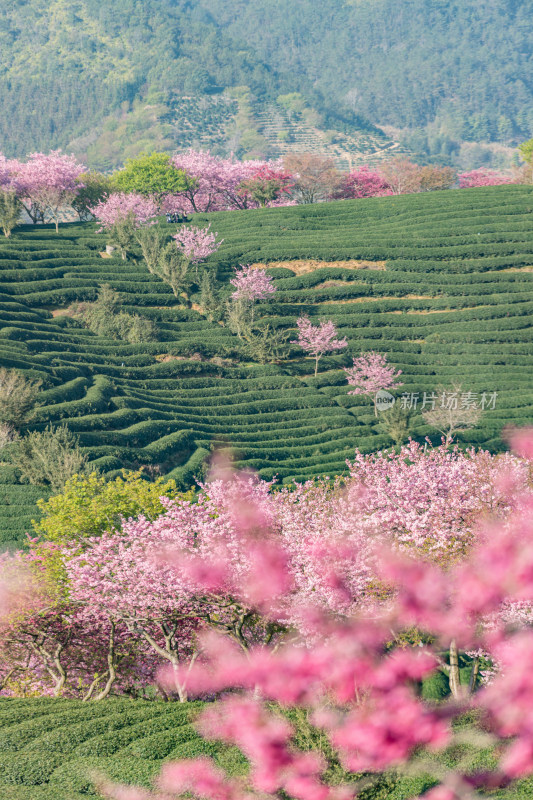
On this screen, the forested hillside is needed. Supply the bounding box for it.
[0,0,530,168]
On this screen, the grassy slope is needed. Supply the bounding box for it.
[1,185,533,548]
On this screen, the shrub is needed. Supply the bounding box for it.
[0,189,22,238]
[0,368,42,429]
[9,424,88,493]
[73,284,157,344]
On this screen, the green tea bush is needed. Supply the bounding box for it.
[0,752,64,786]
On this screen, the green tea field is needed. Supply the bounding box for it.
[0,698,245,799]
[1,185,533,549]
[0,698,532,800]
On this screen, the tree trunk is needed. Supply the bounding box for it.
[51,647,67,697]
[170,663,188,703]
[0,668,16,691]
[127,618,189,702]
[448,639,462,699]
[468,657,480,694]
[93,621,118,701]
[83,671,109,702]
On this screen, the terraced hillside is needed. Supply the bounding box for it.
[254,104,403,169]
[1,185,533,549]
[0,698,246,799]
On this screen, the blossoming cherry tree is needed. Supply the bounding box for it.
[344,351,403,415]
[292,316,348,376]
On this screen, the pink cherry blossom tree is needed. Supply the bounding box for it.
[172,222,223,265]
[292,316,348,376]
[90,192,159,260]
[238,165,295,207]
[344,351,403,415]
[169,149,229,214]
[230,265,276,302]
[65,523,200,702]
[0,548,153,699]
[332,165,392,199]
[227,266,279,352]
[458,169,515,188]
[169,150,295,214]
[14,150,86,232]
[90,192,159,230]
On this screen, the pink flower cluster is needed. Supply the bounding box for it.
[170,149,294,214]
[172,222,223,264]
[230,265,276,302]
[333,166,393,199]
[89,192,159,230]
[97,433,533,800]
[14,150,84,199]
[345,351,402,396]
[0,149,85,230]
[0,153,16,190]
[458,169,515,188]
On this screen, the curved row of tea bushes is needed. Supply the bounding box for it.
[0,698,246,798]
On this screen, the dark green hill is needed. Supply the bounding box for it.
[1,185,533,549]
[0,0,531,167]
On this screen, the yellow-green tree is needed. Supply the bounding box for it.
[518,138,533,165]
[32,469,191,546]
[112,152,189,205]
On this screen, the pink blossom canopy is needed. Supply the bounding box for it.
[291,316,348,357]
[230,265,276,301]
[14,150,85,197]
[89,192,159,230]
[172,222,222,263]
[344,351,403,396]
[458,169,515,188]
[170,149,293,213]
[335,166,393,199]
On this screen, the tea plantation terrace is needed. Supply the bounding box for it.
[0,185,532,549]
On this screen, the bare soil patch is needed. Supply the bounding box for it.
[48,307,78,318]
[384,305,489,315]
[250,259,386,274]
[316,294,437,305]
